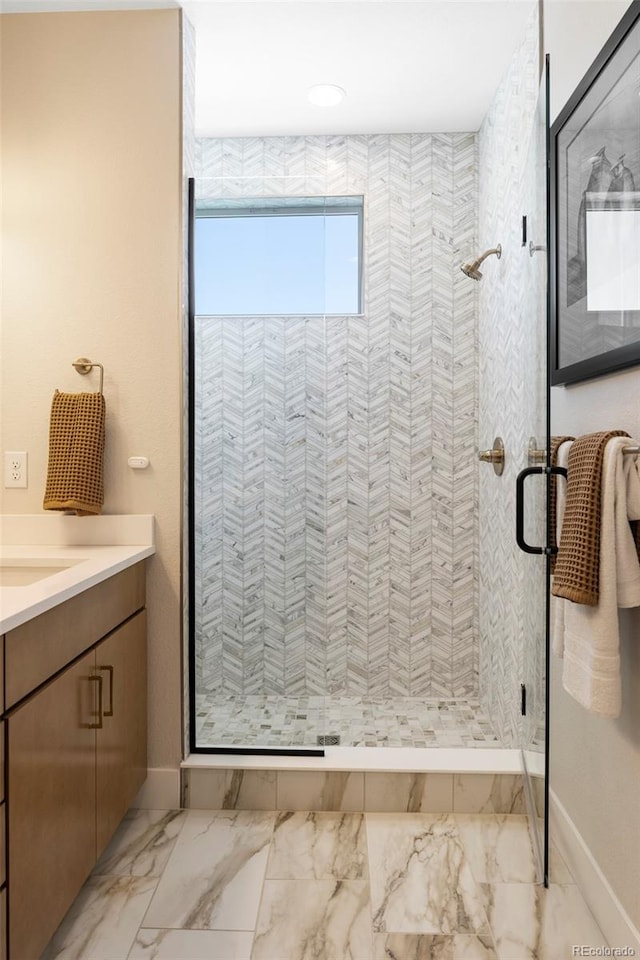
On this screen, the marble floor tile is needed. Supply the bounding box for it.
[44,876,158,960]
[482,883,606,960]
[128,928,254,959]
[455,815,538,883]
[142,810,275,931]
[365,773,454,813]
[267,811,367,879]
[42,806,594,960]
[252,879,373,960]
[366,814,490,935]
[276,770,365,811]
[188,769,277,810]
[548,843,574,885]
[374,933,498,959]
[95,809,188,877]
[453,775,525,815]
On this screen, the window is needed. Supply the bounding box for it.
[194,196,363,315]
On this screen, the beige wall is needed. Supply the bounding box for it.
[545,0,640,928]
[0,10,184,771]
[545,0,632,123]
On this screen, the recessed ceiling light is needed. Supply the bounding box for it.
[307,84,346,108]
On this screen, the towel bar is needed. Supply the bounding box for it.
[72,357,104,394]
[557,441,639,456]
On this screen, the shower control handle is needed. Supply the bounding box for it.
[479,437,505,476]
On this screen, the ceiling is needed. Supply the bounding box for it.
[2,0,535,136]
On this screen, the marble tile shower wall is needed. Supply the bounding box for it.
[478,4,543,748]
[194,134,478,700]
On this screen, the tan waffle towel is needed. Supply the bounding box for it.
[43,391,105,516]
[549,435,574,574]
[553,438,640,717]
[552,430,628,605]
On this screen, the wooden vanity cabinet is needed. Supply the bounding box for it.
[0,633,6,960]
[8,650,97,960]
[96,610,147,856]
[2,564,148,960]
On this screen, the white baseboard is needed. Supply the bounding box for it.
[550,789,640,953]
[132,768,182,810]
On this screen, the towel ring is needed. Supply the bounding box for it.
[72,357,104,394]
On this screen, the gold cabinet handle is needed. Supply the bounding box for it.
[97,665,114,717]
[87,674,103,729]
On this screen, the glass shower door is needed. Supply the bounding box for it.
[516,58,551,884]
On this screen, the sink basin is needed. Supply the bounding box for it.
[0,558,83,587]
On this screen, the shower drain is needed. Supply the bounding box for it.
[317,734,341,746]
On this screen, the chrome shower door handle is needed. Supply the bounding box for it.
[515,465,567,555]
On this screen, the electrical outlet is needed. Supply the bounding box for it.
[4,450,28,488]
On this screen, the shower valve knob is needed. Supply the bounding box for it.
[478,437,505,476]
[527,437,546,465]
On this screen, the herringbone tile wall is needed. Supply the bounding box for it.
[193,133,479,700]
[478,3,544,748]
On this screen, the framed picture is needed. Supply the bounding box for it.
[550,1,640,385]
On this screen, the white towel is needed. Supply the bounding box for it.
[617,449,640,604]
[550,440,571,659]
[553,437,640,718]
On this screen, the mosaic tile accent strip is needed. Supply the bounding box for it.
[194,133,478,703]
[194,695,501,749]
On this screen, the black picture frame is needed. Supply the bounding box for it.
[550,0,640,385]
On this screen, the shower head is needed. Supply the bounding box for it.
[460,244,502,281]
[461,261,484,281]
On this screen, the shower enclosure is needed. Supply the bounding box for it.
[190,132,491,754]
[188,1,548,801]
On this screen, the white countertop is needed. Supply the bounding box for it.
[0,515,155,633]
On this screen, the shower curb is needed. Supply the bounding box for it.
[177,750,529,814]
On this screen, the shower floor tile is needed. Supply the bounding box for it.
[194,695,502,749]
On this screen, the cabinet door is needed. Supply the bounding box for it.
[8,650,97,960]
[1,888,6,960]
[96,610,147,856]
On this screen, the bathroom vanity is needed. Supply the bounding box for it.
[0,516,155,960]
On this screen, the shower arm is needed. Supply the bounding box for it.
[473,245,501,268]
